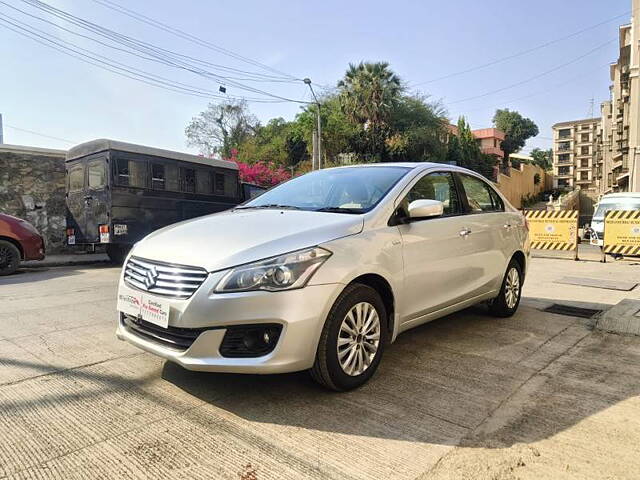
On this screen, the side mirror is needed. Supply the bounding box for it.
[408,199,444,219]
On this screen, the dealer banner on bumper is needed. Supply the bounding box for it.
[603,210,640,256]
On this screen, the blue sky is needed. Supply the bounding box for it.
[0,0,628,155]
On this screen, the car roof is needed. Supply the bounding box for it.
[330,162,469,172]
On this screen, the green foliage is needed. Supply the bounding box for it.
[237,117,307,167]
[447,117,496,179]
[492,109,539,167]
[520,193,538,208]
[534,173,541,185]
[530,147,553,170]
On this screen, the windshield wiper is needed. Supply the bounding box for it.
[314,207,363,214]
[235,204,303,210]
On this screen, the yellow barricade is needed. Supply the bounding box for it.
[603,210,640,256]
[524,210,578,255]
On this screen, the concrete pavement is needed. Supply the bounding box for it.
[0,257,638,479]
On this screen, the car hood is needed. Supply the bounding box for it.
[131,208,364,272]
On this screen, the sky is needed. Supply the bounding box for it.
[0,0,628,156]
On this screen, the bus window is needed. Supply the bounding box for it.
[181,167,196,193]
[151,163,165,190]
[213,172,225,195]
[88,161,106,189]
[68,167,84,192]
[117,158,147,188]
[196,169,210,194]
[165,165,179,191]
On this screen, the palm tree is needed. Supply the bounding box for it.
[337,62,403,157]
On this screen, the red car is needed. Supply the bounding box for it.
[0,213,45,275]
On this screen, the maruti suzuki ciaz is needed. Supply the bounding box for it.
[116,163,529,390]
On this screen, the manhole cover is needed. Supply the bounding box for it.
[544,304,602,319]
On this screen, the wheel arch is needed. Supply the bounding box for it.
[511,250,526,279]
[0,236,24,259]
[348,273,395,341]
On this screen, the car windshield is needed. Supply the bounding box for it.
[593,200,640,219]
[239,166,411,213]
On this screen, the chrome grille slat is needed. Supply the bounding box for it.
[124,256,207,299]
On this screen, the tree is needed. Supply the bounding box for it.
[530,147,553,170]
[185,99,258,157]
[447,117,496,179]
[338,61,404,159]
[492,109,539,169]
[237,117,308,167]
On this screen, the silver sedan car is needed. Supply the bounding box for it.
[116,163,529,390]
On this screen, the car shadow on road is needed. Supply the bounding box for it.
[160,303,640,448]
[0,264,114,286]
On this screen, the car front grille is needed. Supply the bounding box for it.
[124,256,208,299]
[121,313,209,350]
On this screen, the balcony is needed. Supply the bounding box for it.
[576,178,592,184]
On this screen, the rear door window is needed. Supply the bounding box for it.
[213,172,226,195]
[87,161,106,190]
[459,174,503,213]
[68,166,84,192]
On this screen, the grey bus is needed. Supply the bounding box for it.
[65,139,255,263]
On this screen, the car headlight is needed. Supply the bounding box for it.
[214,247,332,293]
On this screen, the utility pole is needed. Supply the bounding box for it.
[303,78,321,169]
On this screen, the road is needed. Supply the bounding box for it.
[0,256,639,480]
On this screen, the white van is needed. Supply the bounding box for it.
[590,193,640,246]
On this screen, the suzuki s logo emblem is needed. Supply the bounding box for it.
[144,266,159,289]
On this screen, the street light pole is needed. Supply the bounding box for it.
[303,78,321,169]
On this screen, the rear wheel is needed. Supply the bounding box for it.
[311,283,387,391]
[106,244,130,264]
[0,240,21,276]
[488,259,522,317]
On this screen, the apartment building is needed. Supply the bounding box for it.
[592,1,640,194]
[552,118,600,190]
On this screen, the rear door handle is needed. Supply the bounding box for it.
[503,223,513,229]
[459,228,472,237]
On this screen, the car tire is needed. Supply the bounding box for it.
[488,259,523,317]
[0,240,21,276]
[310,283,387,391]
[106,244,130,264]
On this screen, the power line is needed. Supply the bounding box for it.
[447,38,616,105]
[4,124,77,144]
[16,0,309,103]
[89,0,302,82]
[411,10,630,87]
[0,14,288,103]
[1,0,295,83]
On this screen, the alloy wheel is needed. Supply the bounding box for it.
[337,302,381,376]
[0,245,14,268]
[505,267,520,309]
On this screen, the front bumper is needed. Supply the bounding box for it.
[116,274,344,374]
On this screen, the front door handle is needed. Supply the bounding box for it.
[459,228,472,237]
[503,223,513,229]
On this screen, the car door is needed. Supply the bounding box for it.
[66,160,86,243]
[455,172,511,296]
[396,171,475,322]
[85,158,109,243]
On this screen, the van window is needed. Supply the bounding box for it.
[181,167,196,193]
[68,167,84,192]
[117,158,147,188]
[151,164,165,190]
[196,170,211,194]
[165,165,179,191]
[88,161,106,189]
[213,172,226,194]
[594,199,640,219]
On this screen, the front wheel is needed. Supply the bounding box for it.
[311,283,387,391]
[0,240,21,276]
[488,259,523,317]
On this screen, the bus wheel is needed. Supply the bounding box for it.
[106,244,130,264]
